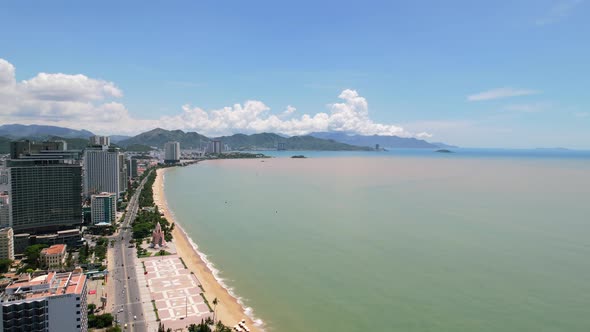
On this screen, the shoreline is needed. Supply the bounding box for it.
[153,167,263,331]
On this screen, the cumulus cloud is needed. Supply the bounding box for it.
[0,58,428,138]
[0,58,131,126]
[467,87,539,101]
[170,89,412,137]
[281,105,297,117]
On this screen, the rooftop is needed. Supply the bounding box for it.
[2,272,86,302]
[41,244,66,256]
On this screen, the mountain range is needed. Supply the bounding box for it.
[0,124,94,139]
[117,128,371,151]
[0,124,457,152]
[310,132,442,149]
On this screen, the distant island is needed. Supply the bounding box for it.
[291,155,307,158]
[435,149,453,153]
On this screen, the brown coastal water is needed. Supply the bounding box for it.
[164,156,590,332]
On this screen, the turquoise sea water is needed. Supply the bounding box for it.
[164,151,590,332]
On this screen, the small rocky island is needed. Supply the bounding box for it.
[291,155,307,158]
[435,149,453,153]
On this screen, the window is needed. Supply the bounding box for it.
[76,311,80,314]
[76,304,80,307]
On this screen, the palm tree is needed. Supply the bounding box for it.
[212,297,219,323]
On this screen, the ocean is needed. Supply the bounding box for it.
[163,149,590,332]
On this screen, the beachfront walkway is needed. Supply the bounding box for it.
[142,255,214,330]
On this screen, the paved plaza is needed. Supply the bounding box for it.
[143,255,213,330]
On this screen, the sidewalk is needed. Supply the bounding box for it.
[135,261,159,332]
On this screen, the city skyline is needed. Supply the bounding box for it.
[0,0,589,148]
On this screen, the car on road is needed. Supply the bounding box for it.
[134,315,137,320]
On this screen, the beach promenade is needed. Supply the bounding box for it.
[153,168,261,332]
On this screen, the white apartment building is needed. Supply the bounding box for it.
[0,227,14,260]
[89,135,110,147]
[0,272,88,331]
[164,141,181,163]
[0,193,9,229]
[83,148,127,199]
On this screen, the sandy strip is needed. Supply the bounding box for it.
[153,167,262,332]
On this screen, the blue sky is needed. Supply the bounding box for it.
[0,0,588,148]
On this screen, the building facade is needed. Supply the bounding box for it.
[40,244,67,269]
[126,158,138,179]
[118,153,127,194]
[0,194,9,229]
[164,141,181,163]
[6,141,83,234]
[213,140,222,154]
[0,272,88,332]
[0,227,14,260]
[83,148,126,199]
[89,135,110,147]
[8,162,83,234]
[90,193,116,225]
[13,229,84,256]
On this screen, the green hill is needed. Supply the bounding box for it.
[117,128,209,149]
[218,133,371,151]
[119,129,370,151]
[0,137,11,154]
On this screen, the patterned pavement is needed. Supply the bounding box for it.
[143,255,213,330]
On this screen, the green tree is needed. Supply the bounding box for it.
[88,303,97,314]
[88,313,113,328]
[23,244,48,269]
[0,259,13,273]
[212,297,218,323]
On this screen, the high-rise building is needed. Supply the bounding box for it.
[126,158,138,179]
[0,193,9,228]
[7,141,83,234]
[89,135,110,147]
[0,227,14,260]
[0,168,9,191]
[0,271,88,331]
[10,140,67,159]
[83,148,126,199]
[118,153,128,193]
[164,141,181,163]
[91,193,116,225]
[213,140,222,154]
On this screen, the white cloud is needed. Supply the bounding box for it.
[0,58,428,138]
[416,132,433,139]
[467,87,539,101]
[536,0,583,26]
[281,105,297,117]
[503,102,550,113]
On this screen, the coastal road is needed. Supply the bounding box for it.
[109,171,152,332]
